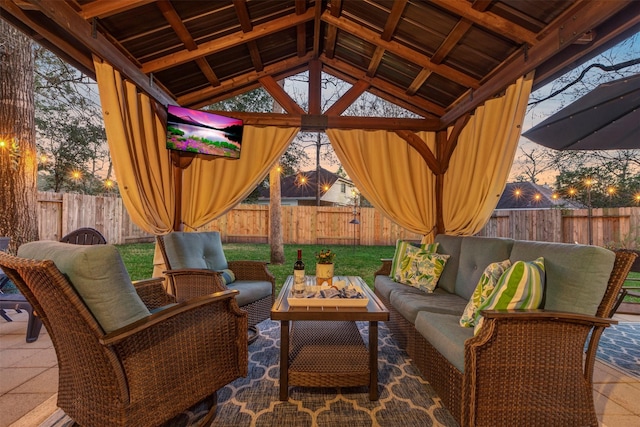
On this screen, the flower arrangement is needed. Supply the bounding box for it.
[315,249,336,264]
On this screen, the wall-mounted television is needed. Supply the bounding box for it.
[166,105,243,159]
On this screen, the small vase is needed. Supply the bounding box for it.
[316,263,334,286]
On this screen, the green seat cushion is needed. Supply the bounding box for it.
[18,241,150,333]
[226,280,272,307]
[163,231,228,270]
[414,311,473,372]
[510,241,615,316]
[374,275,413,301]
[390,288,468,324]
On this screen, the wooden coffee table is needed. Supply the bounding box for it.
[271,275,389,400]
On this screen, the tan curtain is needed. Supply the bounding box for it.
[327,129,437,237]
[181,125,299,229]
[443,72,534,235]
[94,59,174,235]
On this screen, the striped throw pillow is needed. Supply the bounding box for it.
[390,239,439,281]
[474,257,545,334]
[217,269,236,286]
[459,259,512,328]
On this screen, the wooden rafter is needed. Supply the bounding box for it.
[79,0,155,19]
[429,0,537,45]
[321,11,480,89]
[323,0,342,59]
[308,59,322,115]
[395,130,440,175]
[381,0,407,41]
[233,0,264,72]
[325,80,370,116]
[141,8,315,73]
[259,76,305,115]
[295,0,307,57]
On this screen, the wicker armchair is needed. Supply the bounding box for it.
[59,227,107,245]
[157,232,275,331]
[0,249,248,427]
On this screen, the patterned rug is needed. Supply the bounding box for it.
[595,322,640,379]
[41,319,458,427]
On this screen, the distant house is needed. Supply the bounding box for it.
[258,167,357,206]
[496,182,584,209]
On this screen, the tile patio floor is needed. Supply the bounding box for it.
[1,310,639,427]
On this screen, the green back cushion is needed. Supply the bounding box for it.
[163,231,228,270]
[510,241,615,316]
[459,259,511,327]
[433,234,463,293]
[454,236,514,300]
[390,240,438,280]
[18,241,150,333]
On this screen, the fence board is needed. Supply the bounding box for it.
[35,192,640,248]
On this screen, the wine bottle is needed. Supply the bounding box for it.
[293,249,305,285]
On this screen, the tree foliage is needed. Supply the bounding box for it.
[34,47,111,195]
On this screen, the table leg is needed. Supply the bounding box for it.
[369,320,378,400]
[279,319,290,401]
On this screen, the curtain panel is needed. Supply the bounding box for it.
[327,73,533,240]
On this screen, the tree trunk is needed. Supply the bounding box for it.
[0,21,38,252]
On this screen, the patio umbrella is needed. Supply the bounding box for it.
[522,73,640,150]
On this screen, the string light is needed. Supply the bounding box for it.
[71,170,82,180]
[104,179,114,188]
[0,140,5,148]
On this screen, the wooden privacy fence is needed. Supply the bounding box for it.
[36,192,640,248]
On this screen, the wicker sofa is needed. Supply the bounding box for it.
[374,235,635,427]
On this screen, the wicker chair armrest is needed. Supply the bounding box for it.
[132,277,176,309]
[227,260,275,283]
[163,268,227,302]
[374,259,392,277]
[100,289,248,403]
[479,309,616,327]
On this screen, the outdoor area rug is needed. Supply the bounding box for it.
[595,322,640,379]
[41,319,458,427]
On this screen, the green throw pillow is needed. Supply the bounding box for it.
[474,257,545,334]
[394,246,449,293]
[390,239,438,281]
[459,259,512,328]
[217,268,235,285]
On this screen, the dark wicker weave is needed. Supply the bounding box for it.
[59,227,107,245]
[157,235,275,329]
[374,250,636,427]
[0,251,248,427]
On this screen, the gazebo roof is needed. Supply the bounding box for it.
[2,1,639,131]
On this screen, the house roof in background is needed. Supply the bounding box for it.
[497,182,584,209]
[259,167,349,200]
[2,1,639,131]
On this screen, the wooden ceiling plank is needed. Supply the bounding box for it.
[178,53,314,107]
[441,0,634,126]
[395,130,441,174]
[381,0,407,41]
[406,69,432,96]
[26,0,174,106]
[295,0,306,15]
[142,7,315,73]
[322,54,447,117]
[325,80,370,116]
[157,0,197,51]
[429,0,537,45]
[321,12,479,89]
[367,46,385,78]
[308,59,322,115]
[259,75,306,115]
[79,0,155,19]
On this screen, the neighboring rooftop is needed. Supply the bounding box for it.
[497,182,585,210]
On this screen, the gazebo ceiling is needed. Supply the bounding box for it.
[2,0,640,130]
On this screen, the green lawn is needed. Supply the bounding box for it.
[116,243,395,293]
[624,272,640,303]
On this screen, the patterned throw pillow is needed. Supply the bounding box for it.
[390,239,439,280]
[394,246,450,293]
[217,269,236,286]
[474,257,545,334]
[459,259,512,328]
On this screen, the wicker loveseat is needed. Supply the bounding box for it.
[374,235,635,427]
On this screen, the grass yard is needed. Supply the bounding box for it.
[116,242,396,293]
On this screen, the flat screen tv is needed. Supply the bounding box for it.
[166,105,243,159]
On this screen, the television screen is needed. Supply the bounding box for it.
[166,105,243,159]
